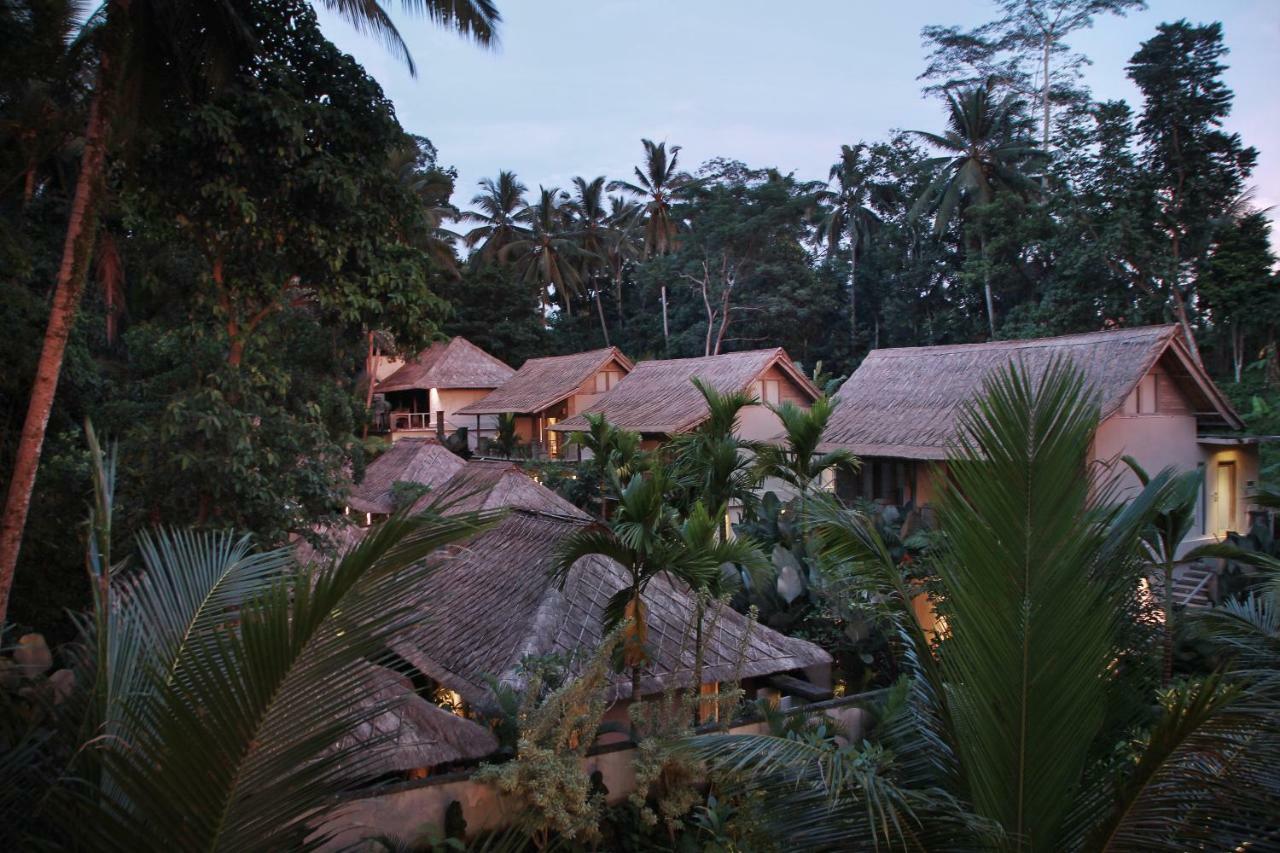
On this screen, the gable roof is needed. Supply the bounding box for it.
[455,347,634,416]
[346,438,465,515]
[408,459,591,518]
[392,509,831,707]
[549,348,820,435]
[821,325,1243,460]
[375,337,515,394]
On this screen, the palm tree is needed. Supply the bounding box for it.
[813,144,889,354]
[554,463,760,707]
[554,462,682,701]
[566,412,643,519]
[19,427,498,849]
[0,0,502,625]
[669,378,761,534]
[909,80,1045,338]
[566,175,613,343]
[604,194,643,328]
[462,170,530,266]
[688,361,1280,850]
[608,138,698,258]
[753,395,857,504]
[387,140,462,277]
[500,185,591,317]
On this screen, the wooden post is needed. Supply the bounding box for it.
[436,411,444,440]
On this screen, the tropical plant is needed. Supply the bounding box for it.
[565,175,615,343]
[1122,456,1203,684]
[462,170,530,265]
[687,360,1280,850]
[669,377,761,530]
[608,139,698,257]
[0,0,501,625]
[603,195,643,327]
[813,143,890,352]
[909,80,1045,337]
[475,631,621,850]
[501,185,591,316]
[753,394,857,502]
[566,412,643,519]
[11,425,498,850]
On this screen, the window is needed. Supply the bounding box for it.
[755,379,781,405]
[1137,375,1157,414]
[594,371,621,393]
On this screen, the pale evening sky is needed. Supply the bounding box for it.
[315,0,1280,237]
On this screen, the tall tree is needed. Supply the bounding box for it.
[911,81,1045,337]
[462,169,529,265]
[1127,20,1258,362]
[813,144,889,354]
[566,175,614,343]
[0,0,501,624]
[608,139,697,257]
[501,185,590,317]
[1199,209,1278,382]
[920,0,1145,149]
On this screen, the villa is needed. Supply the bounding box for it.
[456,346,634,458]
[549,347,820,448]
[821,325,1263,615]
[375,337,515,445]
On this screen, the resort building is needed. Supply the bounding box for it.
[549,347,821,448]
[304,458,831,768]
[343,437,464,524]
[455,346,634,458]
[821,325,1261,552]
[374,337,514,445]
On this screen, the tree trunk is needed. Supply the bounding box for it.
[1042,36,1052,151]
[980,234,996,338]
[0,74,111,623]
[613,268,625,329]
[1232,324,1243,384]
[849,240,858,354]
[594,289,611,346]
[1170,285,1201,364]
[362,330,377,440]
[660,285,670,349]
[692,596,705,726]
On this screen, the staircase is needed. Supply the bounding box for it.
[1170,563,1216,609]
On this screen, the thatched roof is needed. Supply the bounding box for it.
[375,337,514,394]
[347,438,465,515]
[335,663,499,775]
[821,325,1243,460]
[456,347,634,416]
[550,348,820,435]
[408,460,589,518]
[299,458,829,708]
[393,507,830,707]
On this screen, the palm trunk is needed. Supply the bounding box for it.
[980,233,996,338]
[1232,324,1242,384]
[1042,36,1052,151]
[613,268,625,328]
[693,596,705,725]
[849,241,858,354]
[594,289,611,346]
[0,69,111,623]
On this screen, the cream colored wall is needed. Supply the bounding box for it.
[312,701,868,849]
[737,403,785,442]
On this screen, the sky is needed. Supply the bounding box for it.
[314,0,1280,234]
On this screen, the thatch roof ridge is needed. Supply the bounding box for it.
[347,439,465,515]
[550,347,819,435]
[456,346,634,416]
[821,324,1241,459]
[375,337,515,394]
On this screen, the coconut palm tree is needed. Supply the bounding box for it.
[0,0,502,625]
[500,185,591,317]
[608,139,697,258]
[688,361,1280,850]
[387,140,462,277]
[566,175,614,343]
[604,194,643,327]
[462,170,530,266]
[813,144,891,353]
[909,80,1045,338]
